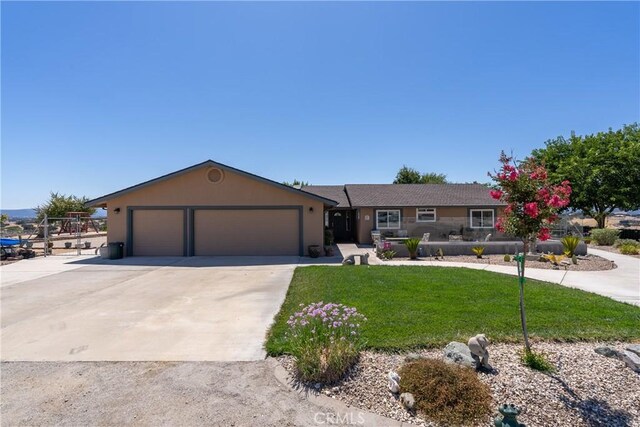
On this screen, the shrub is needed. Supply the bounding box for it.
[521,349,555,372]
[583,237,592,244]
[399,359,492,425]
[287,302,366,383]
[471,246,485,258]
[614,239,640,248]
[404,238,421,260]
[377,249,396,260]
[561,235,580,257]
[590,228,620,246]
[503,254,511,262]
[619,244,640,255]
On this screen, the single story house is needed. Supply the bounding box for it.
[303,184,506,244]
[87,160,504,257]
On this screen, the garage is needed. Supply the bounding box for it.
[87,160,336,257]
[131,209,185,256]
[194,209,300,256]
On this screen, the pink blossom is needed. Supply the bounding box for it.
[495,217,505,232]
[547,195,564,208]
[504,204,514,215]
[490,189,503,200]
[508,171,519,181]
[524,202,539,218]
[537,227,551,241]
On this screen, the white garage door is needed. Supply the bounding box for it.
[194,209,299,256]
[132,210,184,256]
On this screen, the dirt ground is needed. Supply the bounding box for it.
[0,360,339,427]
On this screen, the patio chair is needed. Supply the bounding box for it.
[397,230,408,238]
[420,233,430,242]
[371,231,382,247]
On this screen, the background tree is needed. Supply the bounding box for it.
[35,192,96,222]
[0,213,8,226]
[282,179,310,187]
[393,165,448,184]
[531,123,640,228]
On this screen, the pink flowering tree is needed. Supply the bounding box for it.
[488,152,571,352]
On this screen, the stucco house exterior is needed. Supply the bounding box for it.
[88,160,504,257]
[303,184,505,244]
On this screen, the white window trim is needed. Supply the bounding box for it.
[470,209,495,229]
[376,209,401,229]
[416,208,437,222]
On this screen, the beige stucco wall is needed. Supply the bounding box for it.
[356,206,505,243]
[105,166,325,256]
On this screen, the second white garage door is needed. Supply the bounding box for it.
[193,209,300,256]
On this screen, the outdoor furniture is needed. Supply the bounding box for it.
[448,235,464,242]
[397,230,408,238]
[371,231,382,247]
[421,233,430,242]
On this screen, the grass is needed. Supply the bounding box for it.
[266,266,640,355]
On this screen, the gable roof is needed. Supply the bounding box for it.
[304,183,503,208]
[300,185,350,208]
[86,160,338,207]
[344,184,503,207]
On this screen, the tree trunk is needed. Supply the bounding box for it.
[596,214,607,229]
[517,243,531,353]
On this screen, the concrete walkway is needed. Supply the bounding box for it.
[365,245,640,306]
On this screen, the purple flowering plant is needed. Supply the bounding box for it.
[287,302,367,383]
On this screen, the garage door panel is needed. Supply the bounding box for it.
[194,209,299,256]
[132,210,184,256]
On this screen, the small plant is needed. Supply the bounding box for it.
[324,229,334,246]
[571,254,578,265]
[542,253,566,266]
[436,248,444,259]
[619,244,640,255]
[377,249,396,260]
[521,349,555,372]
[503,254,511,262]
[471,246,485,258]
[614,239,640,248]
[404,238,421,260]
[287,302,366,383]
[399,359,492,425]
[583,237,592,244]
[560,235,580,257]
[590,228,620,246]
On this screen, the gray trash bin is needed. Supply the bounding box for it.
[108,242,124,260]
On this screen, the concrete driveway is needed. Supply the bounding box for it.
[1,256,297,361]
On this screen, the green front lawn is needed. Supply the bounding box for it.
[266,266,640,355]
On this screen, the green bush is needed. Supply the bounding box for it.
[561,235,580,257]
[503,254,511,262]
[472,246,485,258]
[590,228,620,246]
[377,249,396,260]
[583,237,592,244]
[287,302,366,383]
[521,349,554,372]
[614,239,640,248]
[404,238,421,260]
[399,359,492,425]
[619,244,640,255]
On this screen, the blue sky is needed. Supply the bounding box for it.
[2,1,638,208]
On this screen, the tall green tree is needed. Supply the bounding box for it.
[35,192,96,222]
[393,165,448,184]
[531,124,640,228]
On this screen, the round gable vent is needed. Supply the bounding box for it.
[206,167,224,184]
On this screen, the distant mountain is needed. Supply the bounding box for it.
[1,209,106,219]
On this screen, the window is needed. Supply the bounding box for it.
[376,210,401,229]
[416,208,436,222]
[470,209,494,228]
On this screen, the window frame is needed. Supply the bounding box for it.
[376,209,401,229]
[469,209,495,229]
[416,208,437,223]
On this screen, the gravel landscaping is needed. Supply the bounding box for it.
[279,342,640,426]
[388,254,616,271]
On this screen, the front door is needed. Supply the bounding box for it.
[330,210,354,242]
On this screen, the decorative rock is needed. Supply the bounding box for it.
[594,346,621,359]
[626,344,640,357]
[468,334,492,370]
[400,392,415,410]
[387,371,400,393]
[443,341,477,369]
[621,350,640,373]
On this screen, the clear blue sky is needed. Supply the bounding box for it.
[2,1,638,208]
